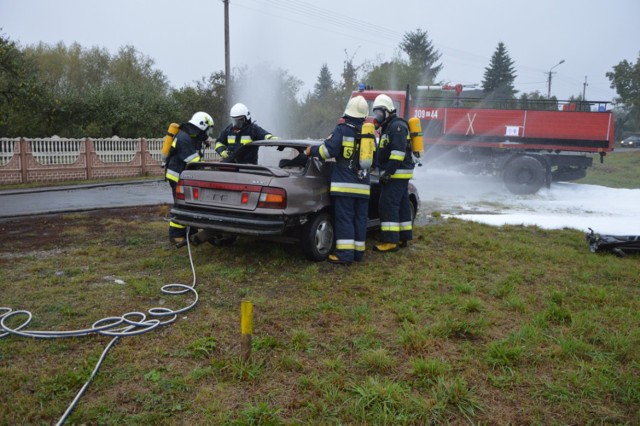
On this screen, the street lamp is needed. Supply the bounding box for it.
[547,59,565,98]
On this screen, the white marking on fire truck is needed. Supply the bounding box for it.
[505,126,520,137]
[414,108,438,119]
[466,113,476,135]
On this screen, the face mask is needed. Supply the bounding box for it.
[232,117,245,129]
[373,109,386,126]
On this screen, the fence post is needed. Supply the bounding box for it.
[140,138,147,176]
[19,138,28,184]
[85,138,93,179]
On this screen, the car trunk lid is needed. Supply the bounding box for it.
[177,162,288,211]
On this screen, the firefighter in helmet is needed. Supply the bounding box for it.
[372,94,414,252]
[305,95,371,264]
[214,103,276,164]
[165,111,214,245]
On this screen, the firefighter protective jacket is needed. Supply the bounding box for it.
[214,120,274,164]
[310,116,370,199]
[378,115,415,179]
[165,122,207,183]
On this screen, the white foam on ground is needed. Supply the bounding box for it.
[412,166,640,235]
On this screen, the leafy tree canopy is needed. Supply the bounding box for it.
[607,54,640,132]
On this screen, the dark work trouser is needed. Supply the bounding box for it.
[379,179,413,244]
[168,180,187,238]
[333,196,369,262]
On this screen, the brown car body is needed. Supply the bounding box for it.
[170,139,420,260]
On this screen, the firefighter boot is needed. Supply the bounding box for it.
[327,254,352,265]
[374,243,399,252]
[169,236,186,247]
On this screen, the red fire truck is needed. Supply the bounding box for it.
[352,85,615,194]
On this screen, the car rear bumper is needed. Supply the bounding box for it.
[170,207,287,236]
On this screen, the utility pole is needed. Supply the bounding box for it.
[582,76,588,100]
[224,0,230,112]
[547,59,565,98]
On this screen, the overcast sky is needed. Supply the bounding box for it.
[2,0,639,103]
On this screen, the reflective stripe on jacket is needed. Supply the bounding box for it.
[165,123,204,182]
[309,116,370,199]
[214,120,274,164]
[378,116,414,179]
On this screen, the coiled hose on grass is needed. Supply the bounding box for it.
[0,229,199,425]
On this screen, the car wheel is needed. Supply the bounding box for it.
[300,212,334,261]
[503,155,547,195]
[207,234,238,247]
[409,198,417,223]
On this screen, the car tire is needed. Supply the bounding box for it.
[503,155,547,195]
[300,212,334,261]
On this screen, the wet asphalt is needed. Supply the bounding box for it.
[0,179,173,219]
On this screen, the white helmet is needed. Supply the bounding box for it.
[189,111,214,132]
[230,103,250,120]
[344,95,369,118]
[372,94,395,113]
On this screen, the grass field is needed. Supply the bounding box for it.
[1,202,639,424]
[581,149,640,188]
[1,150,639,424]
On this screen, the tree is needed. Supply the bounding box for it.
[296,64,344,139]
[0,33,47,136]
[171,71,228,134]
[339,49,361,96]
[313,64,335,101]
[364,29,442,93]
[517,90,559,111]
[399,28,442,82]
[606,54,640,133]
[21,42,173,137]
[482,42,517,100]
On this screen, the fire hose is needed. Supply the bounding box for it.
[0,228,200,425]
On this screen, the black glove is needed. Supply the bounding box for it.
[379,172,390,184]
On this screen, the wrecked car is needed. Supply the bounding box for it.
[170,139,420,261]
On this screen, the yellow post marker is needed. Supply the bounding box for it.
[240,300,253,363]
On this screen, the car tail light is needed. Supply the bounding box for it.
[257,187,286,209]
[176,182,185,200]
[193,188,200,200]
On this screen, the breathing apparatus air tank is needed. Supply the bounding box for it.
[161,123,181,165]
[359,122,376,170]
[407,117,424,165]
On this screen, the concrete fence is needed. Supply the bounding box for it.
[0,137,220,185]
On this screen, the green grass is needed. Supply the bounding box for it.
[1,207,639,424]
[580,150,640,188]
[1,161,639,424]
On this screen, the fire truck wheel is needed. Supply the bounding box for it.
[503,155,546,195]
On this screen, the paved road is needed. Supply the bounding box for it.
[0,180,173,219]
